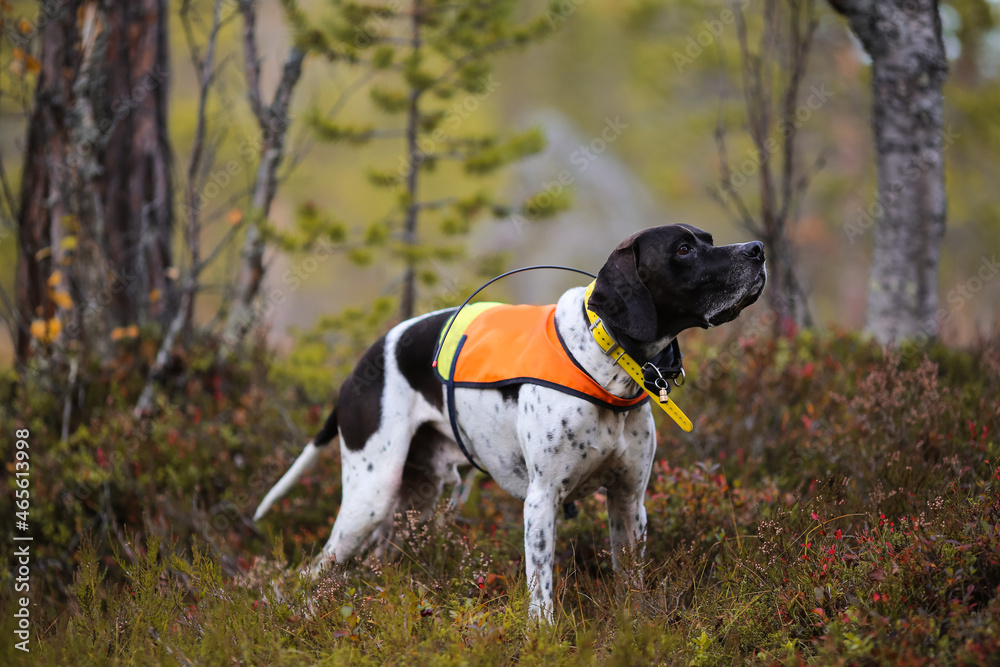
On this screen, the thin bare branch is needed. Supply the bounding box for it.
[241,0,265,121]
[136,0,226,417]
[198,217,249,273]
[713,118,764,238]
[400,0,425,320]
[271,56,305,130]
[281,70,379,180]
[184,0,224,304]
[220,0,305,349]
[777,0,818,228]
[789,151,826,224]
[431,35,520,88]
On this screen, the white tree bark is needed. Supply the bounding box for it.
[830,0,948,343]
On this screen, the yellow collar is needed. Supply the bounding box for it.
[583,282,693,432]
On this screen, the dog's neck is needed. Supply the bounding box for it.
[554,287,675,399]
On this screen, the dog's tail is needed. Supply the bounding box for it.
[253,407,339,521]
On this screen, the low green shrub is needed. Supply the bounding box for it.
[3,328,998,664]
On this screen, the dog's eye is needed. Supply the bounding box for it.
[677,244,691,256]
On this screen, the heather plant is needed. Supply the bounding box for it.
[4,329,1000,665]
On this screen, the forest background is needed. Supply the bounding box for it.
[1,0,1000,664]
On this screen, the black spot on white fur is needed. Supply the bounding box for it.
[499,384,520,404]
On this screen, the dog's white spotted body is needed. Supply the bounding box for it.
[254,224,766,620]
[323,312,463,560]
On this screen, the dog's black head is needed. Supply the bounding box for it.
[589,224,766,343]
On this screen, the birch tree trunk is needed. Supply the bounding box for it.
[830,0,948,343]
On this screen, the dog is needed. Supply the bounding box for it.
[254,224,766,619]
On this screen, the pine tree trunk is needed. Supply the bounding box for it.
[15,0,174,363]
[104,0,175,325]
[13,0,74,362]
[829,0,948,343]
[399,0,424,322]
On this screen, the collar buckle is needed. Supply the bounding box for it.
[584,281,693,432]
[588,314,624,359]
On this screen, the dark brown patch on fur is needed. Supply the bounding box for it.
[395,311,452,411]
[312,406,339,447]
[338,335,387,451]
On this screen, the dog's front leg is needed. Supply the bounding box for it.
[607,487,648,612]
[523,485,558,621]
[607,488,647,570]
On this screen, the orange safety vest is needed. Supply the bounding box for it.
[435,302,648,412]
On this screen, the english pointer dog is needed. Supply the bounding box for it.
[254,224,766,619]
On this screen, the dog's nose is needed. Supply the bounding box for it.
[742,241,765,262]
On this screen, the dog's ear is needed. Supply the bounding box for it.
[589,233,657,342]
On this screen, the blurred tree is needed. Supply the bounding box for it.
[829,0,949,344]
[136,0,243,416]
[220,0,305,349]
[14,0,174,364]
[715,0,820,333]
[620,0,824,333]
[289,0,566,321]
[137,0,310,416]
[948,0,994,86]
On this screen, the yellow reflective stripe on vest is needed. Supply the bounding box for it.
[583,282,693,432]
[435,302,505,382]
